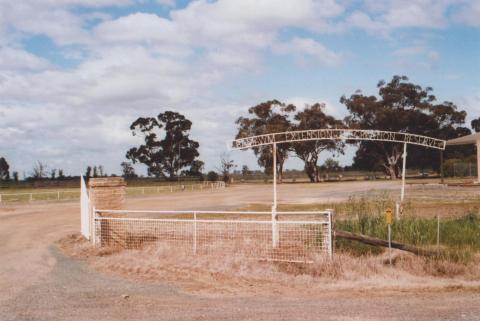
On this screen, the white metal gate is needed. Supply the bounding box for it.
[93,209,334,262]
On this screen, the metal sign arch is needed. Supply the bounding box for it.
[230,129,446,222]
[231,129,446,151]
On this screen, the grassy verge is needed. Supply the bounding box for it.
[240,195,480,262]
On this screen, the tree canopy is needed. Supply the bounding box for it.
[472,117,480,132]
[0,157,10,181]
[293,103,344,182]
[341,75,470,178]
[121,162,137,178]
[235,100,296,182]
[126,111,201,179]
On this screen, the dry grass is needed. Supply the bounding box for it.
[58,233,480,297]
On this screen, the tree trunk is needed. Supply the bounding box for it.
[386,165,397,180]
[304,162,315,183]
[384,147,402,180]
[335,229,439,257]
[278,160,283,183]
[314,166,320,183]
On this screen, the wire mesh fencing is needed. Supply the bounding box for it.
[94,210,333,263]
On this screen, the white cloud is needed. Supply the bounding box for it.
[0,0,477,175]
[0,47,51,72]
[453,0,480,26]
[157,0,176,7]
[286,97,345,119]
[94,13,189,47]
[344,0,458,34]
[274,37,342,66]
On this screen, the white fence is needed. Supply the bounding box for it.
[94,209,334,262]
[127,181,225,195]
[0,181,225,204]
[0,190,80,203]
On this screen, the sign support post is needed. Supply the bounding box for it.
[272,142,278,247]
[401,142,407,202]
[385,208,393,265]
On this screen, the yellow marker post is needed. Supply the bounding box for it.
[385,208,393,225]
[385,208,393,265]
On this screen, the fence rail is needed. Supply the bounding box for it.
[94,209,334,262]
[0,181,226,204]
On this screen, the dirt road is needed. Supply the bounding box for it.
[1,182,479,320]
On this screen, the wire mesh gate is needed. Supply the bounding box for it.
[94,210,334,262]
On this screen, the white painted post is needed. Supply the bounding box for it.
[0,194,2,203]
[142,187,145,194]
[57,191,60,200]
[193,211,197,254]
[272,142,279,247]
[395,202,400,220]
[92,207,97,246]
[272,205,278,247]
[29,193,33,202]
[477,140,480,184]
[401,143,407,202]
[273,142,277,209]
[437,215,440,253]
[326,209,334,258]
[388,224,392,265]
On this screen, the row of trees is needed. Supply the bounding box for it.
[124,76,478,182]
[236,76,476,181]
[84,165,108,178]
[0,159,69,182]
[236,101,344,182]
[3,76,478,183]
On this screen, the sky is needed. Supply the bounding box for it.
[0,0,479,178]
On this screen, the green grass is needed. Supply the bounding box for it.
[240,195,480,261]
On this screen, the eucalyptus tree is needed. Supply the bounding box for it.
[126,111,201,180]
[235,100,295,182]
[472,117,480,132]
[341,75,469,178]
[0,157,9,181]
[293,103,344,182]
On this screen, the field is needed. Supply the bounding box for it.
[1,181,479,320]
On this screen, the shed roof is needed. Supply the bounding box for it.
[446,132,480,146]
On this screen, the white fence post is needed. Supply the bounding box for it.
[80,176,91,240]
[395,202,400,221]
[92,207,97,246]
[272,205,279,247]
[193,211,197,255]
[326,209,334,258]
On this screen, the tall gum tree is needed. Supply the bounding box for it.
[126,111,201,180]
[472,117,480,132]
[341,75,470,179]
[293,103,344,182]
[235,100,295,182]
